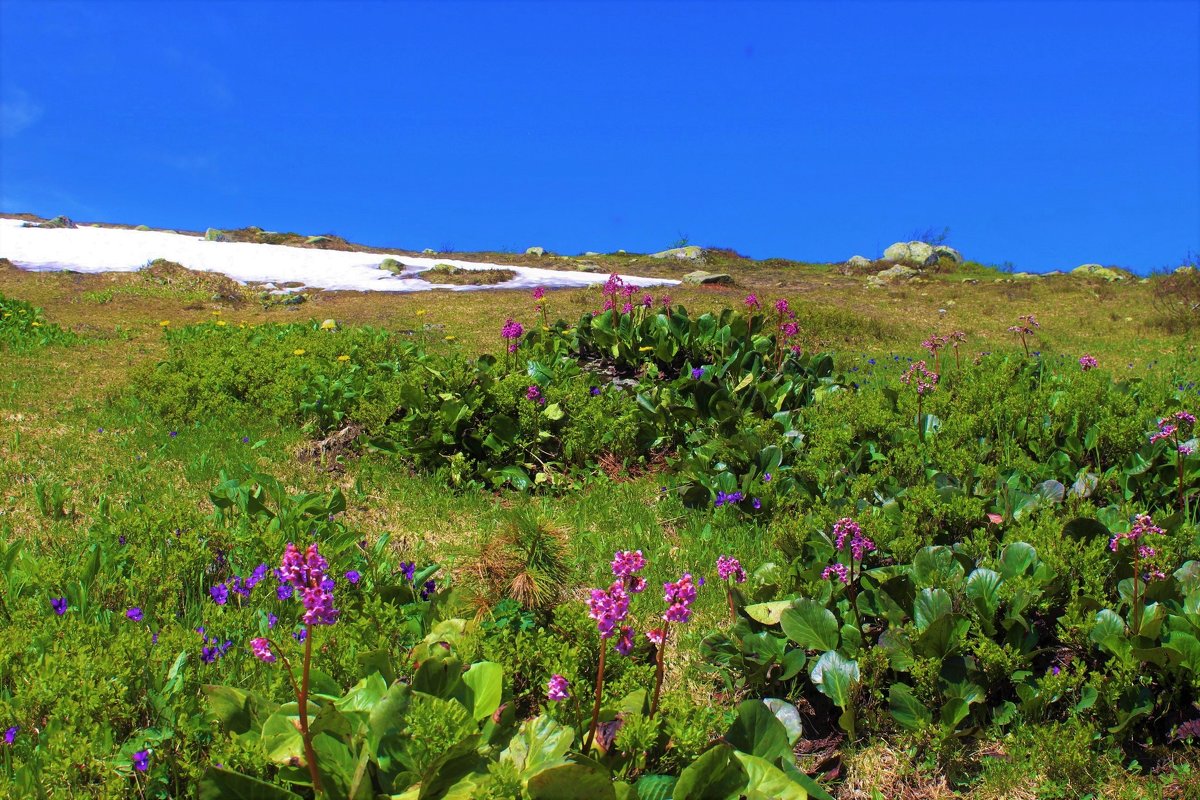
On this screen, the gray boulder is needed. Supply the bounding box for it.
[422,248,436,254]
[845,255,872,269]
[875,264,919,281]
[883,241,938,267]
[204,228,227,242]
[305,235,333,246]
[1072,264,1131,281]
[682,270,734,285]
[525,246,545,257]
[933,245,963,264]
[651,245,703,260]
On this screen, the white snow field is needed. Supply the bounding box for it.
[0,219,677,293]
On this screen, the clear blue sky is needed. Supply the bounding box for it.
[2,1,1197,272]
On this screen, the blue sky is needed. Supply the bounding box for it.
[1,0,1196,272]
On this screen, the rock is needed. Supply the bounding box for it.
[204,228,227,242]
[882,241,938,267]
[1012,272,1039,279]
[380,258,404,274]
[583,251,601,256]
[651,245,703,260]
[575,261,603,273]
[1174,265,1196,275]
[422,248,436,254]
[1071,264,1132,281]
[933,245,963,264]
[1043,270,1066,276]
[845,255,872,269]
[135,225,151,231]
[875,264,919,281]
[617,249,627,254]
[27,215,76,229]
[305,235,333,246]
[682,270,734,285]
[525,246,545,257]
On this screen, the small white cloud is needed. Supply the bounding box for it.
[0,88,43,138]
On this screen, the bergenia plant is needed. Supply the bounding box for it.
[950,330,967,369]
[921,333,949,372]
[1008,314,1040,356]
[649,572,696,717]
[531,286,549,328]
[900,359,939,440]
[1150,411,1196,510]
[500,318,524,355]
[583,550,645,749]
[821,517,875,625]
[252,543,340,793]
[716,555,747,619]
[1079,354,1098,372]
[1109,514,1167,633]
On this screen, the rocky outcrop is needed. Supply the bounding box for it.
[1072,264,1132,281]
[651,246,703,260]
[681,270,734,285]
[525,246,545,257]
[883,241,938,267]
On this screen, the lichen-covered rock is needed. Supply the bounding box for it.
[651,245,703,260]
[204,228,227,242]
[134,225,151,231]
[305,235,333,246]
[380,258,404,274]
[875,264,919,281]
[933,245,963,264]
[682,270,734,285]
[422,248,436,254]
[1072,264,1132,281]
[845,255,872,269]
[26,215,76,229]
[525,246,545,257]
[882,241,938,267]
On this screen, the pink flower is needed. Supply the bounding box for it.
[645,628,665,646]
[588,582,630,638]
[901,360,939,395]
[547,674,570,701]
[716,555,747,584]
[822,563,849,583]
[531,286,546,301]
[1079,354,1098,371]
[611,550,646,579]
[774,298,790,315]
[615,625,635,655]
[745,294,761,311]
[662,573,697,623]
[250,637,276,663]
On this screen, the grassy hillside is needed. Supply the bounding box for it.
[0,235,1198,799]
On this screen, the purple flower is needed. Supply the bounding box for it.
[774,298,790,315]
[744,294,761,311]
[400,561,416,581]
[250,637,276,663]
[663,573,697,624]
[1110,514,1166,552]
[241,436,250,443]
[526,385,545,404]
[501,319,525,352]
[345,570,361,585]
[246,563,268,589]
[691,367,705,380]
[279,543,339,626]
[51,597,67,615]
[615,625,635,655]
[547,674,570,701]
[588,582,631,638]
[126,607,143,622]
[421,579,437,600]
[209,584,229,605]
[1051,665,1061,676]
[169,431,177,438]
[1079,354,1098,371]
[752,498,761,510]
[822,563,849,584]
[268,613,278,628]
[590,386,601,396]
[4,726,17,745]
[532,286,546,301]
[716,555,747,584]
[118,535,126,546]
[714,490,744,508]
[276,583,293,601]
[642,294,654,308]
[762,472,771,482]
[293,628,308,642]
[611,550,646,579]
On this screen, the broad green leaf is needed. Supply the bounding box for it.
[672,745,748,800]
[204,685,255,735]
[463,661,503,721]
[1000,542,1037,579]
[734,752,809,800]
[635,774,677,800]
[725,700,791,763]
[780,599,839,651]
[261,708,306,765]
[914,588,952,631]
[744,600,792,625]
[913,546,964,588]
[198,767,303,800]
[889,684,931,732]
[501,715,574,778]
[527,763,617,800]
[762,699,804,746]
[809,651,858,708]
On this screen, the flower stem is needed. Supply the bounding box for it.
[584,641,607,751]
[650,622,671,717]
[297,626,323,794]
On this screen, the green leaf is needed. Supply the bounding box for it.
[463,661,504,721]
[733,752,809,800]
[809,651,858,708]
[912,546,964,588]
[198,767,303,800]
[203,685,255,735]
[780,599,839,651]
[1000,542,1037,579]
[261,708,306,765]
[635,774,677,800]
[888,684,931,732]
[542,403,565,421]
[725,700,792,763]
[761,699,803,746]
[744,600,792,625]
[1090,608,1131,661]
[502,715,574,778]
[672,745,748,800]
[914,588,952,632]
[527,763,617,800]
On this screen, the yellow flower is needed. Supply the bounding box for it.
[211,310,221,315]
[416,310,427,317]
[159,320,170,327]
[31,322,41,327]
[293,348,306,355]
[444,335,456,341]
[238,323,246,329]
[638,346,653,352]
[216,320,227,327]
[337,354,350,362]
[320,319,337,330]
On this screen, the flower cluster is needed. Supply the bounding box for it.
[1008,314,1040,336]
[587,583,630,639]
[744,294,761,311]
[691,366,705,380]
[716,555,747,584]
[833,517,875,561]
[278,543,339,626]
[547,674,570,701]
[50,597,67,615]
[526,385,546,405]
[500,319,525,353]
[714,490,743,507]
[1079,354,1098,371]
[1109,514,1166,552]
[249,637,276,663]
[531,286,546,302]
[1150,411,1196,454]
[900,360,939,395]
[210,563,270,605]
[662,573,697,623]
[611,549,647,589]
[198,626,234,664]
[922,333,949,356]
[821,563,849,584]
